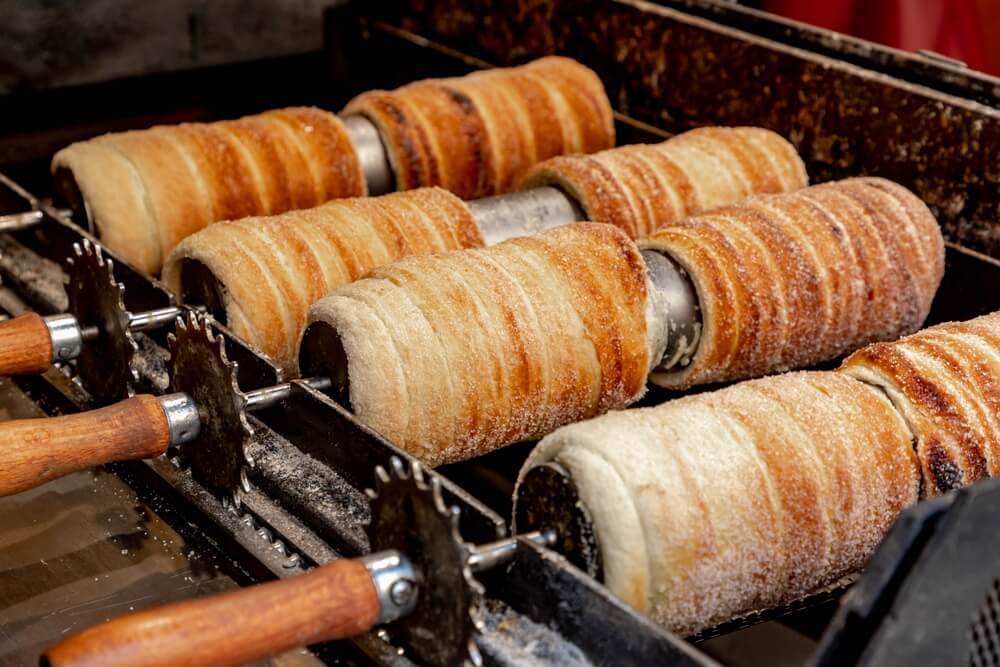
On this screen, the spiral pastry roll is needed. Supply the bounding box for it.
[841,311,1000,496]
[520,126,808,238]
[344,56,614,198]
[52,107,364,274]
[520,371,920,636]
[642,177,944,389]
[304,223,651,465]
[162,188,482,373]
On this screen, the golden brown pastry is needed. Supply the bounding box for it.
[53,107,365,274]
[519,371,920,636]
[162,188,482,373]
[519,126,808,238]
[305,223,650,465]
[344,56,615,198]
[840,311,1000,496]
[642,177,944,389]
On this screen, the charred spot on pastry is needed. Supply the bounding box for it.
[440,84,477,116]
[298,320,350,406]
[911,375,951,414]
[926,439,963,493]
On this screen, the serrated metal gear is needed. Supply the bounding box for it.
[65,239,138,403]
[366,456,484,667]
[168,311,254,500]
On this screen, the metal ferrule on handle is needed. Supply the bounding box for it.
[43,313,87,363]
[157,393,201,447]
[360,550,419,624]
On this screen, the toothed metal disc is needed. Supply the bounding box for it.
[169,313,252,494]
[66,240,136,403]
[367,457,484,667]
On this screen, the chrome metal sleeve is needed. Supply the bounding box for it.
[640,249,702,374]
[343,114,394,196]
[361,550,418,625]
[43,313,84,363]
[158,392,202,447]
[468,186,585,245]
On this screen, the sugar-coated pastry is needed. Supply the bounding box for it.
[520,126,807,238]
[305,223,651,465]
[519,371,919,635]
[642,177,944,389]
[162,188,482,372]
[344,56,614,198]
[841,311,1000,496]
[53,107,364,273]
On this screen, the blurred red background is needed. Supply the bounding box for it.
[762,0,1000,76]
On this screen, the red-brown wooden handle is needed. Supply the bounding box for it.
[0,395,171,496]
[42,557,381,667]
[0,312,53,374]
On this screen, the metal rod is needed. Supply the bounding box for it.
[467,187,585,245]
[80,325,99,342]
[128,306,185,333]
[0,210,43,232]
[640,249,702,373]
[244,376,333,412]
[467,529,558,573]
[342,114,395,197]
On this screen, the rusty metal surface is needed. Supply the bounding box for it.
[654,0,1000,107]
[374,0,1000,257]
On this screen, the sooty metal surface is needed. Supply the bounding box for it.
[374,0,1000,256]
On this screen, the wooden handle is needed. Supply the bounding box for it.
[0,312,53,374]
[42,557,381,667]
[0,395,171,496]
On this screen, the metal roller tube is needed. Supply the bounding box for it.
[640,249,702,374]
[342,114,395,196]
[467,187,586,245]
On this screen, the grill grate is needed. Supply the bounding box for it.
[971,579,1000,667]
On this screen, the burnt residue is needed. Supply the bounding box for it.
[247,419,371,555]
[925,439,965,494]
[131,332,171,395]
[478,599,594,667]
[0,234,69,313]
[377,0,1000,257]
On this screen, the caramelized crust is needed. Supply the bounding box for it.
[343,56,614,198]
[52,107,364,274]
[307,223,649,465]
[162,188,482,372]
[841,311,1000,496]
[642,177,944,389]
[520,371,919,636]
[520,127,808,238]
